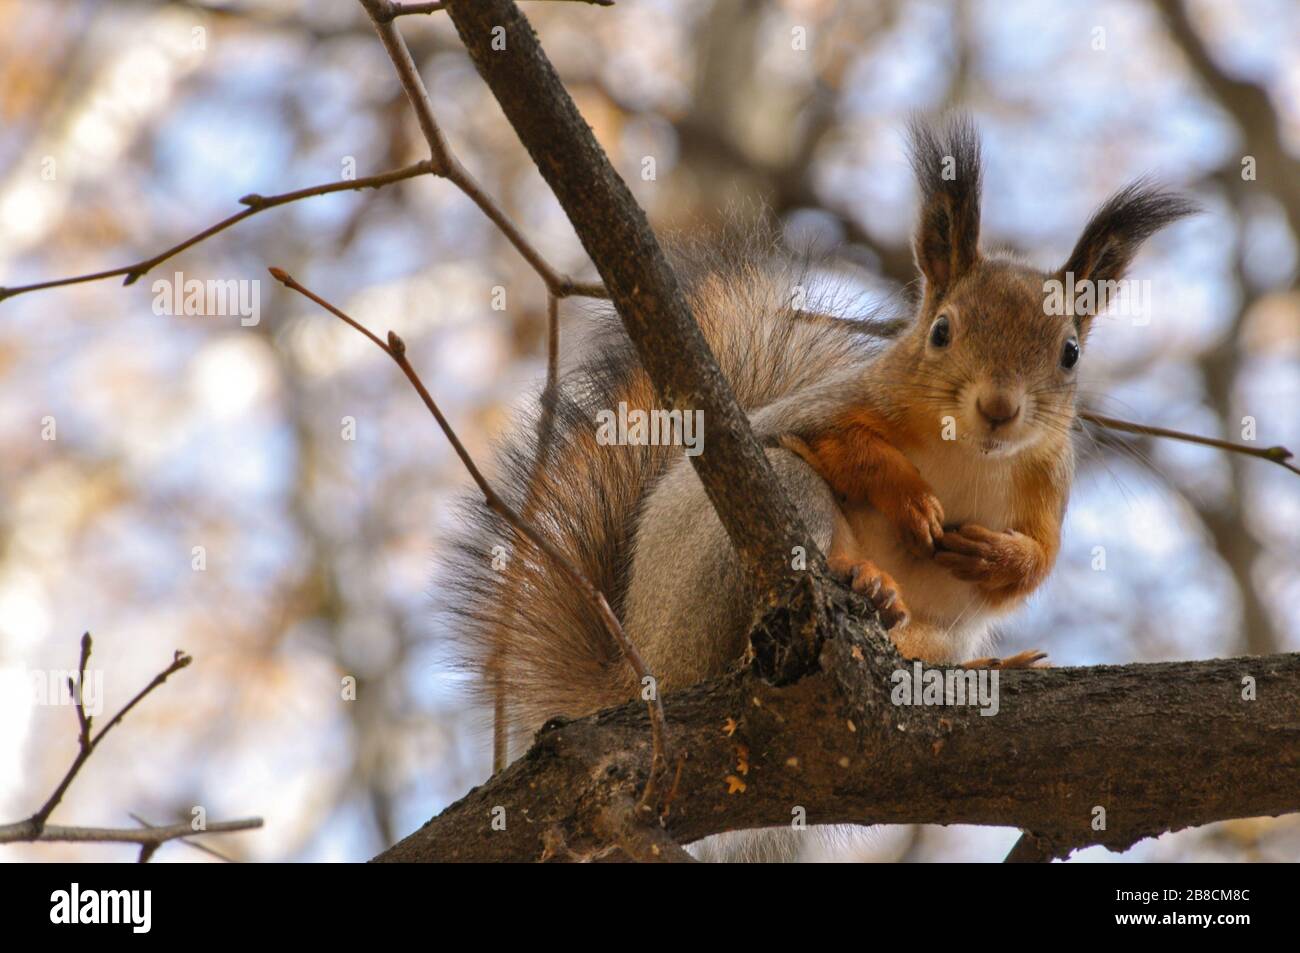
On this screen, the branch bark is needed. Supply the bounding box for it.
[441,0,824,607]
[376,581,1300,862]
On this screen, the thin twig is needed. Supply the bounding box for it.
[72,632,93,748]
[374,0,614,23]
[268,267,669,800]
[0,818,262,847]
[359,0,607,300]
[545,293,561,389]
[449,161,608,298]
[0,636,264,853]
[361,2,453,170]
[1081,411,1300,477]
[375,0,448,18]
[595,797,697,863]
[129,813,239,863]
[0,161,435,305]
[491,677,509,773]
[26,636,192,834]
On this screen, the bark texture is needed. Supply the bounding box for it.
[377,577,1300,862]
[442,0,823,607]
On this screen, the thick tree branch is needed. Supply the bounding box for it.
[441,0,824,608]
[375,580,1300,862]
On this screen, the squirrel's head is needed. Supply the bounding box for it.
[896,116,1196,458]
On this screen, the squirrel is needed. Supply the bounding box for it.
[442,116,1195,775]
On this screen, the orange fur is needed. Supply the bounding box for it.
[783,410,945,558]
[790,414,1067,616]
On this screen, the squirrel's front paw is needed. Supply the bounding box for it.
[885,486,945,558]
[829,558,910,630]
[933,523,1033,591]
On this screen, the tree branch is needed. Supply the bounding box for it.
[130,813,239,863]
[374,582,1300,862]
[1081,411,1300,477]
[268,267,671,804]
[359,0,607,299]
[27,635,191,834]
[373,0,613,22]
[0,161,435,304]
[2,819,263,848]
[1,635,263,856]
[440,0,822,609]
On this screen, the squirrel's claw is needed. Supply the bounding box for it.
[933,523,1029,589]
[894,490,945,558]
[960,650,1050,670]
[830,558,910,630]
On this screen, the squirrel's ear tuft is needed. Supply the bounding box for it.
[1059,179,1198,290]
[908,114,983,303]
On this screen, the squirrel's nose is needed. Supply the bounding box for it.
[977,395,1021,429]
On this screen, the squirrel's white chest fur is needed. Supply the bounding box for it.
[834,442,1017,662]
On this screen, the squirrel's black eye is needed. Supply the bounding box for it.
[929,315,951,349]
[1061,337,1080,370]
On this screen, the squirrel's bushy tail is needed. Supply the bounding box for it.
[440,235,879,749]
